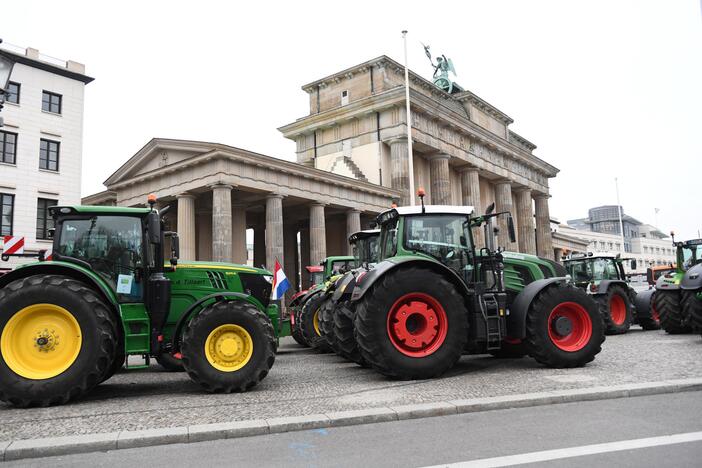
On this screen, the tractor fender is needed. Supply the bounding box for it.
[171,291,254,350]
[633,289,656,320]
[507,277,566,339]
[591,279,628,296]
[655,273,680,291]
[331,271,356,302]
[350,257,469,303]
[680,263,702,291]
[0,261,118,310]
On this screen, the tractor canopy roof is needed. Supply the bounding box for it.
[348,229,380,243]
[324,255,355,263]
[377,205,474,224]
[678,238,702,247]
[49,205,152,218]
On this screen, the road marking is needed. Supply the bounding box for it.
[423,431,702,468]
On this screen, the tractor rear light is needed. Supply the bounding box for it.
[356,271,368,284]
[589,283,598,293]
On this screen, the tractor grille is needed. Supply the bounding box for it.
[205,270,229,290]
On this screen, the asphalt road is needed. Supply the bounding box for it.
[1,327,701,440]
[5,391,702,467]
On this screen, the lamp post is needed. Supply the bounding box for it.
[0,39,17,128]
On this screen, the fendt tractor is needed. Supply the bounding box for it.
[651,235,702,334]
[0,196,282,407]
[345,194,604,380]
[563,254,659,334]
[289,255,354,347]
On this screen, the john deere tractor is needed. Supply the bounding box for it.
[0,198,280,407]
[564,254,658,333]
[653,236,702,334]
[347,198,604,380]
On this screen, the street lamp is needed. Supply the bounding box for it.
[0,39,17,127]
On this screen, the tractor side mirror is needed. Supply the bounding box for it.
[507,215,516,244]
[630,259,637,270]
[47,228,55,239]
[485,202,495,215]
[147,211,161,244]
[165,232,180,266]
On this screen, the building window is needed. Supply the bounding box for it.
[36,198,57,240]
[0,193,14,236]
[42,91,62,114]
[0,131,17,164]
[6,82,20,104]
[39,139,60,171]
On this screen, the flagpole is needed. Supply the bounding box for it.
[615,177,626,255]
[402,30,415,206]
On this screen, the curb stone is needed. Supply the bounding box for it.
[3,378,702,462]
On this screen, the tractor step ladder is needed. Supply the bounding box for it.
[481,294,502,350]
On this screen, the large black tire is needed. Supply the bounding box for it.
[489,340,527,359]
[525,283,604,368]
[101,339,125,383]
[635,290,661,331]
[655,290,691,334]
[681,289,702,331]
[290,307,308,347]
[332,300,366,366]
[181,300,276,393]
[354,267,468,379]
[299,293,333,353]
[318,298,341,354]
[596,285,632,335]
[156,352,185,372]
[0,275,118,407]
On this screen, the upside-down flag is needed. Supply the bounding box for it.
[271,259,291,301]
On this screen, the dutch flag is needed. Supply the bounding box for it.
[271,259,291,301]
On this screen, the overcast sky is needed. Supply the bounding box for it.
[4,0,701,238]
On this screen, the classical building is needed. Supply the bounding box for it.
[84,55,563,288]
[0,43,93,269]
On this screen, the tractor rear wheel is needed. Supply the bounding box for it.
[181,300,275,393]
[655,290,690,334]
[354,267,468,379]
[333,300,366,366]
[318,298,341,354]
[597,285,632,335]
[525,283,604,368]
[681,290,702,331]
[636,290,661,330]
[299,293,332,353]
[291,307,309,347]
[156,352,185,372]
[0,275,118,407]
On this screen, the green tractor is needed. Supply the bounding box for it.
[0,198,281,407]
[289,255,355,349]
[347,198,604,380]
[563,254,659,333]
[653,236,702,334]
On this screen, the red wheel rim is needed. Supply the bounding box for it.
[651,302,660,323]
[386,293,448,357]
[547,302,593,352]
[609,294,627,326]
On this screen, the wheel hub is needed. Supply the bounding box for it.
[386,293,448,358]
[204,324,254,372]
[552,316,573,336]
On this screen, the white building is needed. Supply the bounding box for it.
[0,44,93,269]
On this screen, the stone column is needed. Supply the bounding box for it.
[211,184,233,262]
[388,137,410,205]
[429,153,451,205]
[231,202,247,265]
[299,227,310,287]
[346,209,361,255]
[265,194,285,271]
[554,248,564,263]
[176,193,196,260]
[534,193,554,259]
[253,226,265,268]
[309,203,327,266]
[515,188,536,255]
[494,180,518,251]
[460,167,483,248]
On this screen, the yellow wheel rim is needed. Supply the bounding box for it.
[1,304,82,380]
[313,309,321,336]
[204,324,253,372]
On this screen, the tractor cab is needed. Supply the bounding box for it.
[349,229,380,267]
[563,254,634,292]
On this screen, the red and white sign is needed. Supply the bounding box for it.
[2,236,25,255]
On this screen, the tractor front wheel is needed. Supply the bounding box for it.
[597,285,632,335]
[525,283,604,368]
[655,290,690,334]
[635,290,661,330]
[333,301,366,366]
[354,267,468,379]
[290,307,309,347]
[0,275,118,407]
[318,298,341,354]
[181,300,276,393]
[299,294,332,353]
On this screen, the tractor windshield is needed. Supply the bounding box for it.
[567,258,619,282]
[353,236,380,267]
[682,245,702,270]
[404,214,473,268]
[379,215,399,261]
[56,216,144,300]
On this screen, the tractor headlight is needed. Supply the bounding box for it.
[263,275,273,284]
